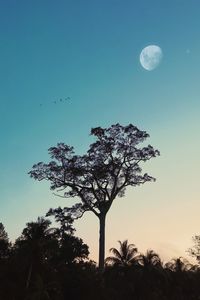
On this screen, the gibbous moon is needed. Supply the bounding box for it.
[140,45,163,71]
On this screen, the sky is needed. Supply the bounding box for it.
[1,0,200,263]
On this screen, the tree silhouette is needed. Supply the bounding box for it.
[105,240,138,267]
[165,257,192,273]
[46,208,89,266]
[46,207,76,237]
[0,223,10,259]
[14,217,58,290]
[164,257,195,299]
[2,221,200,300]
[188,235,200,264]
[29,123,159,270]
[138,249,162,269]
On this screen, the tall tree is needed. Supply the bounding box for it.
[29,123,159,270]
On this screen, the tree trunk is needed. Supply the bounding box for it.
[26,263,33,289]
[98,213,106,271]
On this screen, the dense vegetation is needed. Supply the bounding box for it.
[1,217,200,300]
[2,124,198,299]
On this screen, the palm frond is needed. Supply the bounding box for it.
[106,240,139,267]
[109,247,122,260]
[105,256,121,266]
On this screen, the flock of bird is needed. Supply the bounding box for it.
[39,97,71,107]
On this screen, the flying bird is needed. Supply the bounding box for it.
[39,96,71,108]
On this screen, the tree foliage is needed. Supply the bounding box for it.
[30,124,159,218]
[188,235,200,264]
[105,240,139,267]
[0,223,10,259]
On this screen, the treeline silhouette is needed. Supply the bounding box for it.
[1,217,200,300]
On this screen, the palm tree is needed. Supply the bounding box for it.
[135,250,166,299]
[164,257,195,299]
[105,240,138,267]
[138,249,162,270]
[14,217,58,290]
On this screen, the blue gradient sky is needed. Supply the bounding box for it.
[1,0,200,262]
